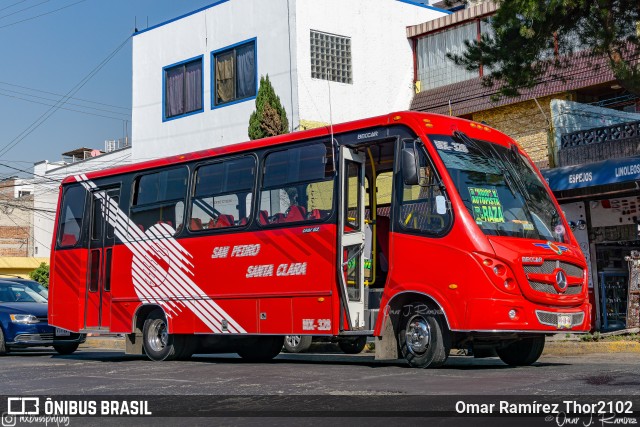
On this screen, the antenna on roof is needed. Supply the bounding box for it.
[134,16,138,33]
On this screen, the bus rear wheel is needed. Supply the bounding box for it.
[496,336,545,366]
[397,304,450,368]
[237,336,284,361]
[143,309,186,361]
[284,335,312,353]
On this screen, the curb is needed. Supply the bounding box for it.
[542,340,640,356]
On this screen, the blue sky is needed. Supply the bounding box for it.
[0,0,215,178]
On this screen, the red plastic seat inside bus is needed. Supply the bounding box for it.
[156,220,173,227]
[60,234,77,246]
[259,210,269,225]
[376,216,390,272]
[239,217,248,226]
[284,205,306,223]
[190,218,203,230]
[208,215,234,228]
[309,209,322,220]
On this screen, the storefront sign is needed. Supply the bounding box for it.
[542,155,640,191]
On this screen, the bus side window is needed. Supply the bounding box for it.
[58,185,87,247]
[130,167,188,236]
[398,144,451,234]
[189,156,256,230]
[259,143,334,225]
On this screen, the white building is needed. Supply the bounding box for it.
[33,147,132,259]
[132,0,448,160]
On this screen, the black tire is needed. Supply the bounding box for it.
[0,327,7,356]
[338,336,367,354]
[283,335,312,353]
[53,342,80,355]
[237,336,284,361]
[142,309,184,361]
[496,336,545,366]
[397,303,450,368]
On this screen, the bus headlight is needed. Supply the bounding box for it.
[473,253,521,295]
[10,314,40,324]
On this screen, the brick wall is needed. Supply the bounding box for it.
[0,226,30,257]
[471,94,572,168]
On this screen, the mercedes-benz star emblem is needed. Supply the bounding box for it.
[556,270,568,291]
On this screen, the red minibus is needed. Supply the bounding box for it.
[49,112,590,367]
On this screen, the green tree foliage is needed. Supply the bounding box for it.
[448,0,640,99]
[248,75,289,140]
[29,262,50,287]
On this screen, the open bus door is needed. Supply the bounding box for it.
[338,146,367,331]
[84,187,120,331]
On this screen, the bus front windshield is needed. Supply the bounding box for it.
[430,133,567,243]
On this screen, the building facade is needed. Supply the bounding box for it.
[131,0,448,161]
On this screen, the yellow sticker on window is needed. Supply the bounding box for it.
[468,187,505,223]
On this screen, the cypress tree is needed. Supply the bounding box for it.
[248,75,289,140]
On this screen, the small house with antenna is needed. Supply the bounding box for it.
[131,0,448,161]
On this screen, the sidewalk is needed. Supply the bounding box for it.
[80,335,640,356]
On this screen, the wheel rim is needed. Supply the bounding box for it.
[285,336,301,348]
[405,315,431,356]
[147,319,168,352]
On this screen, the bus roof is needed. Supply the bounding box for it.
[61,111,510,185]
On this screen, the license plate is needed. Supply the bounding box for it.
[55,328,70,337]
[557,314,572,329]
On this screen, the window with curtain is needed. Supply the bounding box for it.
[164,57,203,120]
[213,39,256,106]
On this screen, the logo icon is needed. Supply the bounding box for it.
[555,270,568,292]
[534,242,570,255]
[1,412,16,427]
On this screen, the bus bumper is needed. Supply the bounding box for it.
[463,298,591,333]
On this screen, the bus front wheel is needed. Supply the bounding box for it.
[397,304,450,368]
[496,336,545,366]
[143,309,186,361]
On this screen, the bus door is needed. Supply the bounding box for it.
[338,146,367,330]
[84,186,120,330]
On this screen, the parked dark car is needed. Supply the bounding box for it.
[0,279,85,355]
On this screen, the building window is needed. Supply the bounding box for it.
[310,30,352,84]
[163,56,203,121]
[212,39,257,107]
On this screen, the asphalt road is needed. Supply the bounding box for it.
[1,347,639,396]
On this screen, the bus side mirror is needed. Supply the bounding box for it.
[401,147,419,186]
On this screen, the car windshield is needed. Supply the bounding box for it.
[0,283,48,303]
[430,133,567,243]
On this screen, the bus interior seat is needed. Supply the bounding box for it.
[284,205,306,222]
[238,217,248,226]
[259,210,269,225]
[309,209,322,220]
[190,218,203,230]
[376,215,390,273]
[60,234,77,246]
[209,215,234,228]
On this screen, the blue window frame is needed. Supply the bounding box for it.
[212,38,257,108]
[163,55,204,121]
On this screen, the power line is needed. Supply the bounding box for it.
[0,81,131,111]
[0,0,48,21]
[0,91,130,121]
[0,87,130,116]
[0,0,86,30]
[0,0,27,14]
[0,34,130,158]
